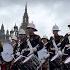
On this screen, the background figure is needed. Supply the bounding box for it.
[41,35,49,70]
[41,35,48,46]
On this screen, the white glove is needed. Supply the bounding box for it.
[16,52,20,56]
[58,50,62,56]
[31,47,37,52]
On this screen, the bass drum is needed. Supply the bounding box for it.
[12,54,40,70]
[22,54,40,70]
[1,42,13,62]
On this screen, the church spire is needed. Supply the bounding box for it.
[1,24,4,30]
[20,3,29,30]
[25,3,27,13]
[24,3,28,17]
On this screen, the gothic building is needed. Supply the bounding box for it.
[0,24,18,42]
[0,4,29,42]
[10,4,29,37]
[0,24,10,42]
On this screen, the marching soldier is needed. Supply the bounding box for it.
[26,23,43,70]
[11,29,30,70]
[46,24,63,70]
[26,22,43,57]
[12,27,43,70]
[47,24,63,57]
[51,24,63,47]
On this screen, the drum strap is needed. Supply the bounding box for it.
[16,41,20,52]
[52,39,58,52]
[27,39,33,52]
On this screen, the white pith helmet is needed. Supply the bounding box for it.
[52,24,60,31]
[27,22,37,31]
[11,35,17,40]
[19,28,26,35]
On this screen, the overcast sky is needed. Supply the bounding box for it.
[0,0,70,38]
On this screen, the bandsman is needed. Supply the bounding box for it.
[26,22,43,57]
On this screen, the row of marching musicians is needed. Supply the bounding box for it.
[0,23,70,70]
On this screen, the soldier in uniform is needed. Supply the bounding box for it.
[11,29,30,70]
[26,22,43,57]
[46,24,63,70]
[17,27,43,70]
